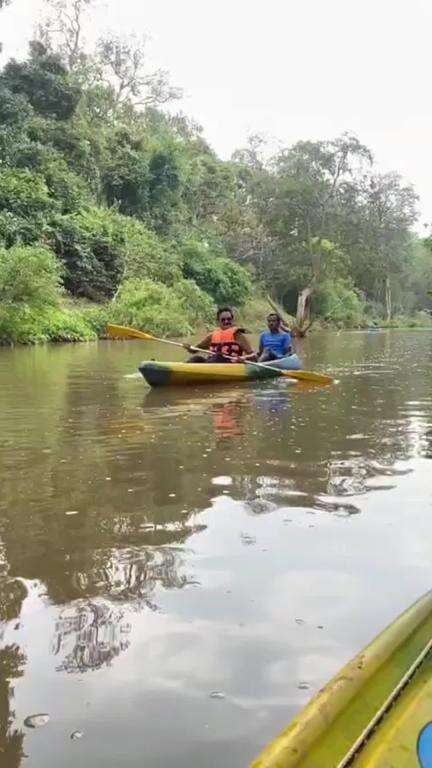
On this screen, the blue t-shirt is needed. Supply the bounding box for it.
[259,330,292,357]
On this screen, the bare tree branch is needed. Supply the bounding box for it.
[96,34,182,109]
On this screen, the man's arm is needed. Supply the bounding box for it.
[183,333,212,353]
[235,331,253,355]
[258,333,264,356]
[283,333,292,355]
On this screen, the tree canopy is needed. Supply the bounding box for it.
[0,0,431,344]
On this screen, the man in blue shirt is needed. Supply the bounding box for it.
[258,313,292,362]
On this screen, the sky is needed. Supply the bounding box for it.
[1,0,432,226]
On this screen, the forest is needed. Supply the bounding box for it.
[1,0,432,344]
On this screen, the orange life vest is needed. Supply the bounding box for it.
[209,327,241,359]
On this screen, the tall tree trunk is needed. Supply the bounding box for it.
[385,276,392,321]
[296,285,313,327]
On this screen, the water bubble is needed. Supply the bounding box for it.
[24,713,50,729]
[211,476,232,486]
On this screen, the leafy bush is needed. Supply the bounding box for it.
[79,304,110,335]
[41,157,92,214]
[171,279,215,324]
[51,208,186,300]
[0,168,56,219]
[110,277,215,337]
[383,311,432,329]
[0,85,34,125]
[147,146,183,232]
[50,207,127,300]
[0,305,96,344]
[0,244,62,308]
[103,142,150,217]
[42,307,97,341]
[119,217,182,284]
[181,239,252,306]
[314,279,367,327]
[0,211,38,247]
[0,167,57,245]
[1,44,81,121]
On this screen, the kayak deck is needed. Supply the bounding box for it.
[139,357,301,387]
[251,591,432,767]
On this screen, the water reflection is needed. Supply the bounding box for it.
[70,545,197,606]
[0,644,25,768]
[212,401,244,437]
[0,333,431,768]
[51,545,199,672]
[53,601,130,673]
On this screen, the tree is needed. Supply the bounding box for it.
[36,3,181,113]
[268,133,373,324]
[356,173,418,319]
[36,0,93,70]
[0,41,81,120]
[0,0,12,54]
[96,34,182,109]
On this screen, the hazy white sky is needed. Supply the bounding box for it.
[1,0,432,224]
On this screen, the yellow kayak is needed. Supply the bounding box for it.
[252,591,432,768]
[138,359,301,387]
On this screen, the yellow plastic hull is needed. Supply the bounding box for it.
[252,591,432,767]
[139,361,291,387]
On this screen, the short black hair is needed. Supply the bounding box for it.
[217,307,234,319]
[267,312,281,322]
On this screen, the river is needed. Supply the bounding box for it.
[0,330,431,767]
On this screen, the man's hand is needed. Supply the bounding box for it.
[242,353,258,362]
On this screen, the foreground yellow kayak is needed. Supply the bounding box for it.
[252,591,432,768]
[138,359,304,387]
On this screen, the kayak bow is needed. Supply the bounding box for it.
[138,359,300,387]
[252,591,432,767]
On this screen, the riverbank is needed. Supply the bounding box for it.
[1,292,431,346]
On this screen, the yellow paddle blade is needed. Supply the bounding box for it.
[279,369,333,385]
[107,324,155,341]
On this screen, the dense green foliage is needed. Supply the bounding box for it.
[0,1,431,344]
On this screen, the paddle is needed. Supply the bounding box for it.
[106,324,334,385]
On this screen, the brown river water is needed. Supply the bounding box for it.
[0,331,431,767]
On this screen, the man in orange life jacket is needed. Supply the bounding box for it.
[184,307,253,363]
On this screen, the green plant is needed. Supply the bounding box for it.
[0,244,62,308]
[0,305,96,344]
[110,277,215,337]
[50,207,127,300]
[314,279,367,328]
[181,238,252,306]
[120,217,182,284]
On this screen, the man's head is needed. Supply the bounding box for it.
[267,313,281,332]
[217,307,234,328]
